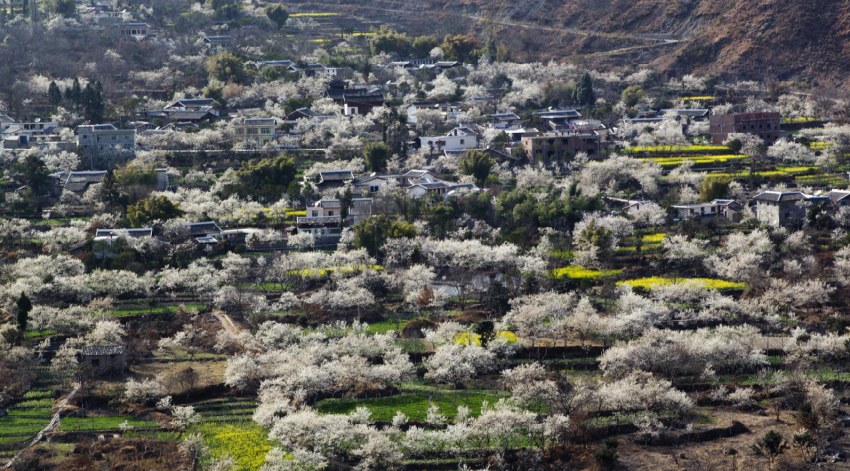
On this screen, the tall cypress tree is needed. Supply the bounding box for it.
[573,72,596,107]
[82,80,105,123]
[66,78,82,106]
[16,292,31,335]
[48,81,62,107]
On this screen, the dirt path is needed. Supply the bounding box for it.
[212,311,244,336]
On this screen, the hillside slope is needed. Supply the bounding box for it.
[295,0,850,86]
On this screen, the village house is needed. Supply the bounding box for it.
[605,197,655,216]
[752,190,819,227]
[49,170,108,194]
[0,116,69,152]
[827,189,850,207]
[672,199,743,222]
[79,344,126,375]
[233,117,277,148]
[94,228,154,242]
[186,221,223,244]
[521,132,600,163]
[535,109,582,132]
[488,112,522,130]
[326,80,385,115]
[76,124,136,166]
[406,102,466,125]
[315,169,355,191]
[202,34,232,52]
[420,126,481,153]
[407,181,477,199]
[709,111,782,144]
[113,22,151,39]
[250,60,300,73]
[147,98,222,124]
[293,197,374,244]
[312,64,344,79]
[354,174,402,194]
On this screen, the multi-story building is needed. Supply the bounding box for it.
[296,198,375,242]
[76,124,136,167]
[709,112,782,144]
[520,132,600,163]
[233,118,277,148]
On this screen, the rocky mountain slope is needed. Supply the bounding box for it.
[295,0,850,86]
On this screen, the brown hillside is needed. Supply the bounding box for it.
[294,0,850,86]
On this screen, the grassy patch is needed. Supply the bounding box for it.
[0,388,53,445]
[290,264,383,278]
[25,329,56,339]
[110,303,206,318]
[315,384,506,422]
[553,266,622,280]
[60,416,159,432]
[617,277,746,291]
[366,320,407,335]
[550,250,573,260]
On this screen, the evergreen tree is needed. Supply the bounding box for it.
[14,154,51,195]
[66,78,82,106]
[363,142,389,172]
[265,4,288,29]
[460,150,493,186]
[48,81,62,107]
[573,72,596,107]
[100,170,125,209]
[16,292,32,335]
[82,80,105,122]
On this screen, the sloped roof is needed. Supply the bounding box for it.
[80,344,124,356]
[828,189,850,203]
[753,191,805,202]
[319,170,354,181]
[187,221,222,236]
[95,228,153,238]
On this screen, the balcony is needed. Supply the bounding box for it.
[296,216,341,226]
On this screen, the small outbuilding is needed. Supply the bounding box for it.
[79,344,126,375]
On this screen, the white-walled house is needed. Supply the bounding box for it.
[672,199,743,222]
[419,126,480,153]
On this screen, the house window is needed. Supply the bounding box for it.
[370,185,379,193]
[312,211,318,217]
[460,139,465,145]
[328,211,334,216]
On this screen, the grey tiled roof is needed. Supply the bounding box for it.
[80,344,124,356]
